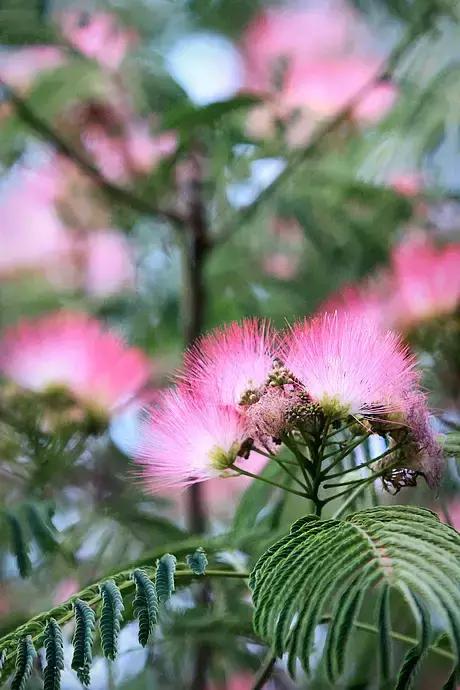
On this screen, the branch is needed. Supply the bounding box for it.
[0,77,184,227]
[0,567,249,665]
[212,18,431,248]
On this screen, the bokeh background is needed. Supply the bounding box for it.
[1,0,460,688]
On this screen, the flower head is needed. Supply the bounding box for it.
[135,389,249,489]
[182,319,277,407]
[282,312,417,417]
[388,234,460,329]
[0,311,150,415]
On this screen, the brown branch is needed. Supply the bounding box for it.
[0,77,184,227]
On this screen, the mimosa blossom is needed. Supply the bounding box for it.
[242,2,397,142]
[323,234,460,332]
[183,320,277,406]
[0,312,150,415]
[282,312,417,417]
[60,11,136,71]
[136,390,249,489]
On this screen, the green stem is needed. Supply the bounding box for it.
[231,465,309,498]
[321,434,371,474]
[0,569,249,663]
[283,434,313,491]
[325,442,403,480]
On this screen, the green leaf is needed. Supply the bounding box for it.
[132,569,159,646]
[155,554,177,603]
[43,618,64,690]
[71,599,96,686]
[186,547,208,575]
[25,503,60,554]
[163,95,260,130]
[250,506,460,684]
[5,512,32,578]
[11,636,36,690]
[99,580,124,661]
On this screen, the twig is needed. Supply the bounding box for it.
[0,77,184,227]
[251,650,277,690]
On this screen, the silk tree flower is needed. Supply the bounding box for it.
[242,2,397,142]
[59,11,136,71]
[135,389,250,490]
[182,320,278,407]
[0,312,150,416]
[0,162,72,278]
[0,46,64,91]
[81,229,135,298]
[282,312,417,418]
[387,234,460,330]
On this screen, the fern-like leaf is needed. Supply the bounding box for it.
[250,506,460,685]
[5,513,31,578]
[11,636,36,690]
[132,569,158,646]
[25,503,59,554]
[99,580,124,660]
[71,599,95,686]
[186,547,208,575]
[43,618,64,690]
[155,554,176,603]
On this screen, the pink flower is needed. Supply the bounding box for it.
[389,172,424,198]
[183,320,277,407]
[387,234,460,329]
[242,3,397,137]
[0,162,72,278]
[283,57,396,123]
[135,389,249,489]
[82,230,135,298]
[0,312,150,415]
[282,312,417,417]
[263,252,299,280]
[242,4,352,94]
[60,11,136,71]
[124,125,177,174]
[54,578,79,604]
[81,122,177,182]
[0,46,64,90]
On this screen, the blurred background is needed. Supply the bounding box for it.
[1,0,460,688]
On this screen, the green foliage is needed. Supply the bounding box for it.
[11,636,36,690]
[25,502,59,554]
[132,569,159,646]
[71,599,96,686]
[186,548,208,576]
[99,580,125,661]
[43,619,64,690]
[5,512,32,579]
[250,506,460,686]
[155,554,177,603]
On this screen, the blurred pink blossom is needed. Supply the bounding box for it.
[389,172,424,197]
[388,233,460,329]
[321,233,460,332]
[54,578,79,604]
[81,121,177,182]
[263,252,299,280]
[242,2,397,139]
[0,162,72,278]
[0,311,151,415]
[60,11,136,70]
[0,46,64,90]
[81,229,135,298]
